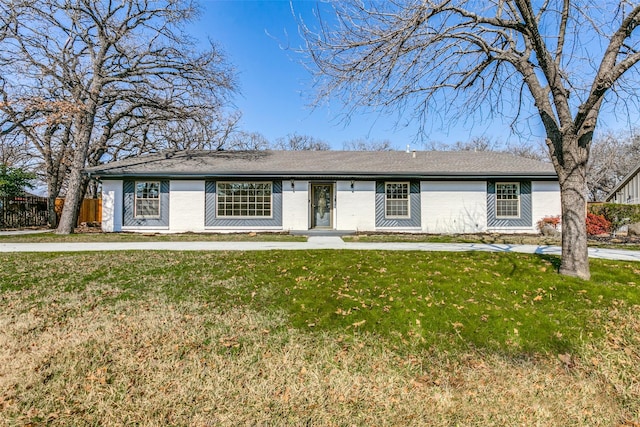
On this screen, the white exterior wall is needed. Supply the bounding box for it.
[282,180,309,231]
[101,177,561,234]
[336,180,376,231]
[484,180,562,234]
[531,180,562,228]
[612,173,640,204]
[169,180,205,232]
[421,181,487,233]
[101,180,123,232]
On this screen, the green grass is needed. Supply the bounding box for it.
[2,250,639,425]
[2,250,638,355]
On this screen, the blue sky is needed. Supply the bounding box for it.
[191,1,630,150]
[192,0,516,150]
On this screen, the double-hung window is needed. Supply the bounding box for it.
[385,182,410,218]
[134,181,160,218]
[217,182,272,218]
[495,183,520,218]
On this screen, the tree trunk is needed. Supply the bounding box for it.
[56,112,96,234]
[557,149,590,280]
[72,174,92,226]
[47,192,58,229]
[46,175,60,229]
[56,166,83,234]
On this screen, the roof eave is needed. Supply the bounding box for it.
[87,171,557,180]
[605,163,640,202]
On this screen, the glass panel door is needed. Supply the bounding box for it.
[311,184,333,228]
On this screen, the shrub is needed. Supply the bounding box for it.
[536,216,561,232]
[588,203,640,231]
[586,213,611,236]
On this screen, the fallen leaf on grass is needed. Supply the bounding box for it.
[219,336,239,348]
[558,353,573,368]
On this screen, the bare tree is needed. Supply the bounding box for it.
[504,141,549,162]
[227,131,271,151]
[427,136,499,152]
[0,135,32,167]
[587,130,640,201]
[97,110,242,162]
[301,0,640,279]
[0,0,236,233]
[274,133,331,150]
[427,136,549,161]
[0,95,78,227]
[158,111,242,152]
[342,138,395,151]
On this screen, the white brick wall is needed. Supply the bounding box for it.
[421,181,487,233]
[169,180,205,232]
[336,180,376,231]
[101,178,561,234]
[282,180,309,231]
[531,180,562,229]
[101,180,123,232]
[483,180,562,234]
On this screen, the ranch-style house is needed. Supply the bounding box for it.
[86,150,561,234]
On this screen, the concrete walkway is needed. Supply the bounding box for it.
[0,235,639,262]
[0,229,53,236]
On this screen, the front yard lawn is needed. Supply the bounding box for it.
[1,250,639,425]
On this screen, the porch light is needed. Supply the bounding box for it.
[350,180,355,192]
[291,179,295,191]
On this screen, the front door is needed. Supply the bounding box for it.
[311,183,333,229]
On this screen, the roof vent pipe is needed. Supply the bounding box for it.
[412,150,416,158]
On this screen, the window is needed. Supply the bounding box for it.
[217,182,272,218]
[385,182,410,218]
[134,181,160,218]
[496,183,520,218]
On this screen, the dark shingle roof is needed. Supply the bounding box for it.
[86,150,557,179]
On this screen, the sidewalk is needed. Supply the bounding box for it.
[0,229,53,236]
[1,235,639,262]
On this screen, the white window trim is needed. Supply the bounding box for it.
[134,181,161,219]
[495,182,521,219]
[384,181,411,219]
[216,181,274,219]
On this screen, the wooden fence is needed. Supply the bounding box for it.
[55,198,102,225]
[0,195,49,229]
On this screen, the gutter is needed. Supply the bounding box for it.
[86,171,558,181]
